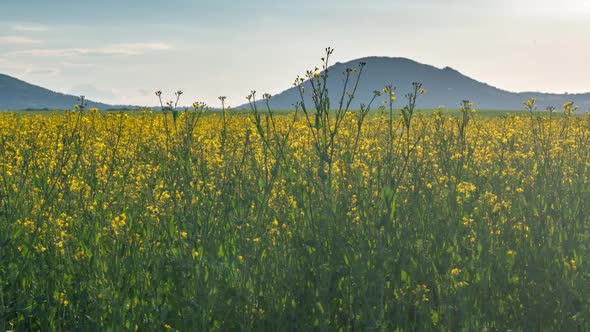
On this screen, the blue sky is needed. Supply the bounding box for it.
[1,0,589,106]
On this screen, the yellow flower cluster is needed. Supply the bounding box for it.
[1,106,589,329]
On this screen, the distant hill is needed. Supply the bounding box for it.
[241,57,590,111]
[3,57,590,111]
[0,74,114,110]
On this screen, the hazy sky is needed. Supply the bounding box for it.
[1,0,589,107]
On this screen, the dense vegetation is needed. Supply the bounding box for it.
[0,99,589,330]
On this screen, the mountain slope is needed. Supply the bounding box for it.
[0,74,113,110]
[243,57,590,111]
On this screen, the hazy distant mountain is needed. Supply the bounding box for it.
[0,74,113,110]
[3,57,590,111]
[242,57,590,111]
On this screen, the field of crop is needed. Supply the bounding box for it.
[0,96,589,331]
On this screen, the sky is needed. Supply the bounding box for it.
[1,0,589,107]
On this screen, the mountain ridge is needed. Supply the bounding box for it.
[2,57,590,110]
[0,73,115,110]
[240,56,590,111]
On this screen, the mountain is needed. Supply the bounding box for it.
[0,73,114,110]
[241,57,590,111]
[3,57,590,111]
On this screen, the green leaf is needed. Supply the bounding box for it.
[316,302,325,314]
[430,310,439,326]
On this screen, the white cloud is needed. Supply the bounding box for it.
[22,48,128,57]
[15,42,172,57]
[0,58,59,76]
[68,84,118,101]
[492,0,590,19]
[12,24,50,32]
[25,67,60,75]
[116,43,172,51]
[0,58,28,70]
[138,88,152,96]
[0,35,42,45]
[60,61,94,68]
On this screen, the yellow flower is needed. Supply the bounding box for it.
[34,244,47,253]
[564,259,577,271]
[451,268,461,276]
[455,281,469,288]
[56,291,69,306]
[457,182,476,194]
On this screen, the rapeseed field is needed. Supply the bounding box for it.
[1,96,589,330]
